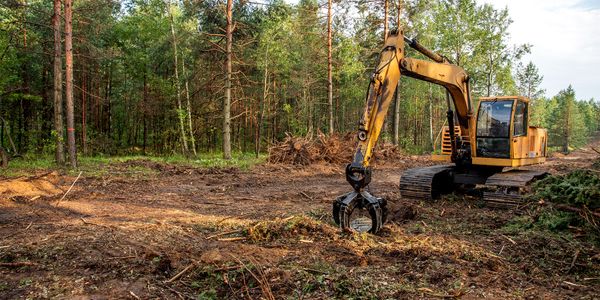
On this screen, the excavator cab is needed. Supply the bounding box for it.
[436,96,547,167]
[476,98,520,158]
[471,96,547,167]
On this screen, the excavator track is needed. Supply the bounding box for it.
[399,165,454,201]
[400,166,548,208]
[483,169,548,208]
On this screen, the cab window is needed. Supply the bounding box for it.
[476,100,512,138]
[513,101,527,136]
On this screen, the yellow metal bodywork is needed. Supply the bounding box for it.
[434,97,547,167]
[352,30,404,167]
[352,29,474,168]
[353,29,547,172]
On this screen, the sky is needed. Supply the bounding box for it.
[478,0,600,101]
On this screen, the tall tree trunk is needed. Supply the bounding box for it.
[106,66,112,137]
[182,59,196,156]
[64,0,76,168]
[223,0,233,159]
[393,0,402,146]
[21,0,30,153]
[383,0,389,40]
[429,84,434,151]
[168,0,189,156]
[53,0,65,165]
[327,0,334,135]
[564,99,571,153]
[143,72,148,154]
[380,0,389,141]
[396,0,402,28]
[82,68,87,155]
[413,95,417,145]
[256,49,268,158]
[307,90,313,139]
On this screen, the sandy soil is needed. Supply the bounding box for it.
[1,149,599,299]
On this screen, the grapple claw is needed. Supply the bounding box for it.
[333,190,387,234]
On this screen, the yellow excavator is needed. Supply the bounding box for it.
[333,29,548,233]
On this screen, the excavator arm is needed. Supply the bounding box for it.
[335,29,474,233]
[345,30,404,191]
[347,29,473,191]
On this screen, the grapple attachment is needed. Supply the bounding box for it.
[333,190,387,233]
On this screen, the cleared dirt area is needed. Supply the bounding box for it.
[1,148,599,299]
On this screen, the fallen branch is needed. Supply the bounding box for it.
[301,267,328,274]
[300,192,312,200]
[23,171,54,182]
[159,283,187,300]
[553,204,600,219]
[590,147,600,155]
[55,171,83,206]
[500,234,517,245]
[568,250,580,273]
[217,213,246,224]
[562,280,587,288]
[199,201,228,206]
[106,255,137,260]
[80,217,111,229]
[205,229,243,240]
[217,237,246,242]
[229,255,275,300]
[129,291,141,300]
[417,287,457,298]
[166,261,198,283]
[212,264,243,272]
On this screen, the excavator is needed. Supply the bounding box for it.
[333,29,548,233]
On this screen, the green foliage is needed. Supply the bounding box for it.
[537,211,579,232]
[516,61,545,100]
[502,211,582,235]
[0,153,266,178]
[531,170,600,209]
[501,215,534,235]
[0,0,598,158]
[196,289,218,300]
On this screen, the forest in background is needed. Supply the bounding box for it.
[0,0,599,165]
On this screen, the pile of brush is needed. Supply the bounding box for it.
[268,133,352,165]
[268,132,405,165]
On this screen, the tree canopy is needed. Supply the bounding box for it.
[0,0,597,160]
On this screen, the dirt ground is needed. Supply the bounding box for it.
[1,146,599,299]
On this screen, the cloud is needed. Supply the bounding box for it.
[479,0,600,100]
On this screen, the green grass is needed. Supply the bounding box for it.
[0,152,266,178]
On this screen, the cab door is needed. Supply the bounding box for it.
[475,100,513,158]
[511,100,529,158]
